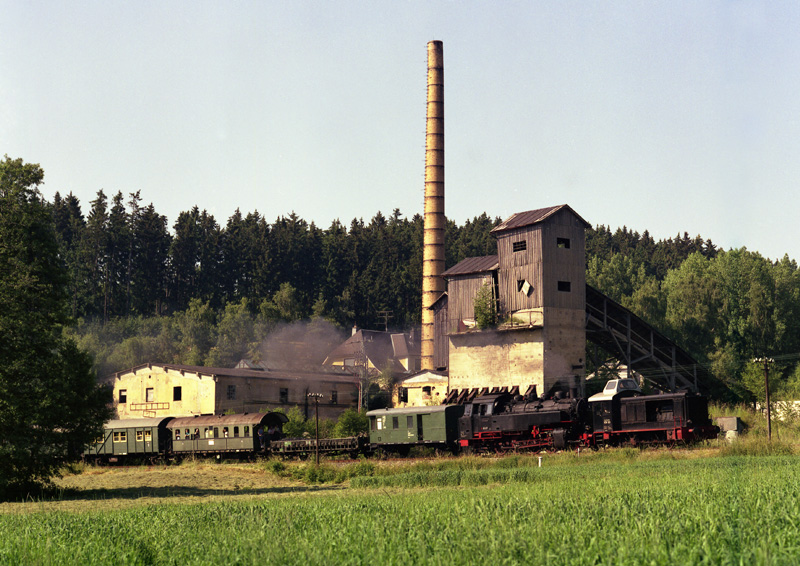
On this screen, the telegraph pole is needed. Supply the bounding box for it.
[753,357,774,441]
[307,392,323,465]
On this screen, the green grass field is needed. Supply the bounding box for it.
[2,448,800,565]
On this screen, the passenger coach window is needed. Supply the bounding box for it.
[244,426,250,437]
[392,417,399,429]
[136,431,143,441]
[407,416,413,428]
[234,427,240,438]
[145,431,152,441]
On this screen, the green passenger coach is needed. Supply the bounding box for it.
[166,412,288,457]
[367,405,464,453]
[84,417,172,463]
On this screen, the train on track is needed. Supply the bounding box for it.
[84,379,718,463]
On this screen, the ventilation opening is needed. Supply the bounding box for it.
[512,240,527,252]
[557,237,571,249]
[558,281,571,292]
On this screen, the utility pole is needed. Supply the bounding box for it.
[377,310,393,332]
[753,357,774,441]
[307,392,323,465]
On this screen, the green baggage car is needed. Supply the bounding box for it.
[367,405,464,454]
[84,417,172,464]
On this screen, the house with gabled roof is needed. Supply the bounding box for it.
[322,328,421,376]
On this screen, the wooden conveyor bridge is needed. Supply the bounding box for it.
[585,285,709,393]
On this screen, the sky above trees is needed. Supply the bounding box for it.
[2,2,799,261]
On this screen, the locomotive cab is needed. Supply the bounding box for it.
[588,379,641,433]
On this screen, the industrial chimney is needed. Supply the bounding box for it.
[421,40,445,370]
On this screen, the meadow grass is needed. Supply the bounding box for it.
[2,452,800,565]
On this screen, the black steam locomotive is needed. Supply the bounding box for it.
[369,379,718,454]
[456,378,718,452]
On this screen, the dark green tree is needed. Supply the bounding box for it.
[0,157,111,498]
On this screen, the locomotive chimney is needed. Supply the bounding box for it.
[421,40,445,371]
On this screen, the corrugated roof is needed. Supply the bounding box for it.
[490,204,590,234]
[166,412,288,428]
[442,255,499,277]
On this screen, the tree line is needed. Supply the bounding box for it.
[47,179,800,401]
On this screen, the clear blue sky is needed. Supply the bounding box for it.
[2,1,798,261]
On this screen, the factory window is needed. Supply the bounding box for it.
[392,417,399,430]
[518,279,532,296]
[136,431,143,441]
[227,385,236,400]
[280,388,289,404]
[146,388,154,403]
[558,281,571,292]
[512,240,527,252]
[400,387,408,403]
[557,237,571,249]
[407,416,413,428]
[331,390,338,405]
[422,386,432,398]
[119,390,127,404]
[113,432,127,442]
[173,386,182,402]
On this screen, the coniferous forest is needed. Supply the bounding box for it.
[45,183,800,402]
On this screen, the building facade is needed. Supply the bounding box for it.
[110,364,360,421]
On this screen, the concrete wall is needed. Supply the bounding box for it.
[448,328,545,393]
[542,307,586,396]
[113,366,216,419]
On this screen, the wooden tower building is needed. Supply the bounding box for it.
[441,204,590,398]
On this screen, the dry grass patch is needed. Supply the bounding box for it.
[0,461,339,515]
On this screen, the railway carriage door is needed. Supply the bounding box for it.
[417,415,424,441]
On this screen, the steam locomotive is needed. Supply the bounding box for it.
[367,379,719,453]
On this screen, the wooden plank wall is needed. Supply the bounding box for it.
[446,273,494,332]
[540,210,586,310]
[496,225,543,313]
[432,296,449,369]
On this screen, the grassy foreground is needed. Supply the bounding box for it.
[2,448,800,565]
